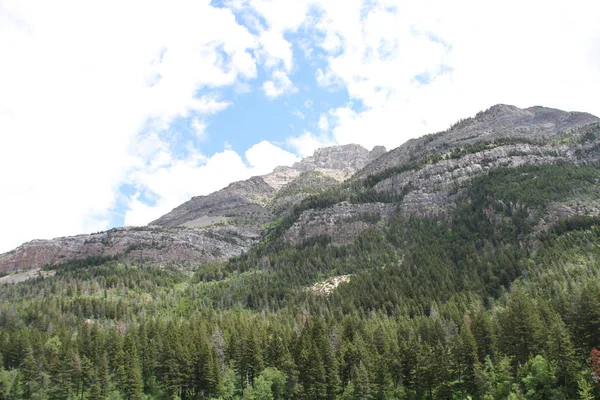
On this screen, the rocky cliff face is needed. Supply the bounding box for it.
[150,176,277,228]
[0,226,260,272]
[284,203,397,245]
[293,144,383,172]
[374,127,600,220]
[355,104,600,180]
[270,171,340,214]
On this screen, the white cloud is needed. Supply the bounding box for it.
[192,118,208,142]
[292,109,306,120]
[191,96,231,115]
[2,0,600,254]
[262,70,298,98]
[0,0,287,252]
[245,140,300,174]
[258,30,294,72]
[309,0,600,147]
[315,67,344,90]
[317,113,329,132]
[287,131,335,158]
[246,0,600,149]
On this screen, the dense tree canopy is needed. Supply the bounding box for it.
[1,163,600,399]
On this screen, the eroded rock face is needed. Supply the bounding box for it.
[261,167,302,191]
[150,176,277,228]
[309,275,351,296]
[363,107,600,220]
[151,144,387,228]
[284,203,397,245]
[356,105,600,180]
[270,171,340,214]
[0,226,260,272]
[373,143,586,219]
[0,144,387,272]
[293,144,381,172]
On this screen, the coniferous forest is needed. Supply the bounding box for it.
[2,162,600,399]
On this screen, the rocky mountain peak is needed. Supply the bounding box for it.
[368,145,387,162]
[292,144,386,172]
[356,104,600,180]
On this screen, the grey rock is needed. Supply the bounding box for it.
[153,144,384,228]
[356,104,599,180]
[284,203,396,245]
[293,144,368,171]
[270,171,340,214]
[2,105,598,272]
[150,176,277,228]
[0,226,260,272]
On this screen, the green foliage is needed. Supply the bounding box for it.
[519,355,560,400]
[2,162,600,399]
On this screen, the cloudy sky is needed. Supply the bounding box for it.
[1,0,599,252]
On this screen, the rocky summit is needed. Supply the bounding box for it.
[1,104,599,273]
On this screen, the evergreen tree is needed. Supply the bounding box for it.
[19,349,42,399]
[499,286,543,366]
[122,332,143,400]
[519,355,559,400]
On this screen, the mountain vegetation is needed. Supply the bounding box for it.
[1,105,600,399]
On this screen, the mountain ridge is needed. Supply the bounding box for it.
[1,104,599,273]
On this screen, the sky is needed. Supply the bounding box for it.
[1,0,599,253]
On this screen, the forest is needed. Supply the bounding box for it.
[1,163,600,399]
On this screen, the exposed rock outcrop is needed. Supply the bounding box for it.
[284,203,397,245]
[0,226,260,272]
[375,143,572,219]
[293,144,382,172]
[270,171,340,214]
[152,144,387,228]
[309,275,351,296]
[355,105,599,180]
[150,176,277,228]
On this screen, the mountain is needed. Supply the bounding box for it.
[2,104,600,400]
[151,143,387,228]
[2,105,599,273]
[0,143,386,272]
[355,104,599,180]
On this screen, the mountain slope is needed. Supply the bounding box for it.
[2,104,600,400]
[0,144,385,272]
[152,143,387,229]
[0,225,260,272]
[1,105,598,274]
[355,104,600,180]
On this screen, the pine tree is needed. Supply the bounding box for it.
[471,309,496,363]
[351,360,372,400]
[499,285,543,366]
[161,321,185,397]
[296,337,326,400]
[543,308,577,394]
[122,332,143,400]
[19,348,41,399]
[575,283,600,350]
[371,326,390,400]
[47,343,71,400]
[459,322,480,396]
